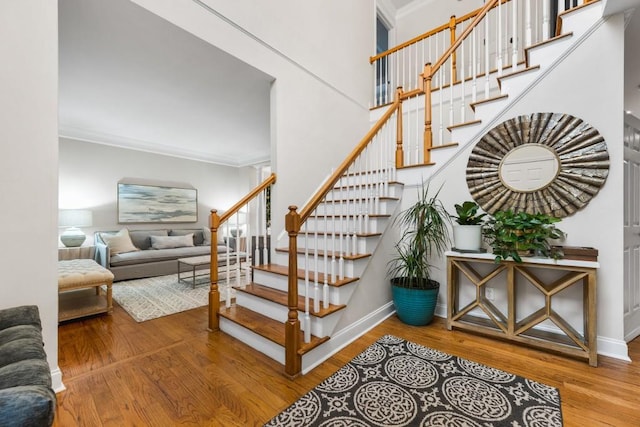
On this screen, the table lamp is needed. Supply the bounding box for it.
[59,209,93,247]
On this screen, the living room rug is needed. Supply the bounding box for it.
[108,270,244,322]
[265,335,562,427]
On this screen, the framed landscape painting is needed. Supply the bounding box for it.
[118,183,198,223]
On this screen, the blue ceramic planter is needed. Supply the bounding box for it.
[391,279,439,326]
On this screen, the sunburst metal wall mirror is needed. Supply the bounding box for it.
[466,112,609,218]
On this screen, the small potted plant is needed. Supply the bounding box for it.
[483,210,565,263]
[387,182,451,326]
[451,200,486,252]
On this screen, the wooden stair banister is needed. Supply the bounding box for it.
[285,98,401,376]
[422,0,499,162]
[208,173,276,331]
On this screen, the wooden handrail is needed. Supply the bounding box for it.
[219,172,276,224]
[298,100,400,223]
[208,172,276,331]
[369,0,511,64]
[430,0,500,76]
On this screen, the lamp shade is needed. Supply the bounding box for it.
[59,209,93,228]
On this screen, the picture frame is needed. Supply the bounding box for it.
[117,183,197,223]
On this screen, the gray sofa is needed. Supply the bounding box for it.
[0,305,56,426]
[95,228,234,281]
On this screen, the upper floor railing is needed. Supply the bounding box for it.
[370,0,595,109]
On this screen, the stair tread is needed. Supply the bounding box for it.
[253,263,359,287]
[427,142,459,152]
[299,231,382,238]
[275,247,371,260]
[447,119,481,132]
[470,94,508,111]
[219,305,329,354]
[236,283,346,318]
[497,65,541,88]
[309,213,390,219]
[333,181,404,191]
[525,32,573,56]
[321,196,400,203]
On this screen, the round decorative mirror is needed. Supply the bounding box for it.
[466,112,609,217]
[499,144,560,192]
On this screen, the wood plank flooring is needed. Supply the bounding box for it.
[55,303,640,426]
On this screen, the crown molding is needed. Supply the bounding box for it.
[58,125,269,168]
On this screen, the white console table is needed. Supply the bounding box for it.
[446,251,598,366]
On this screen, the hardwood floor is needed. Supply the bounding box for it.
[55,303,640,426]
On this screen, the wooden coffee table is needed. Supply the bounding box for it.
[177,253,249,288]
[177,255,211,288]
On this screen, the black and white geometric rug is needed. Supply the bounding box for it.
[265,335,562,426]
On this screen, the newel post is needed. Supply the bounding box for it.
[423,63,434,164]
[285,206,301,377]
[208,209,221,331]
[395,87,404,169]
[449,15,458,82]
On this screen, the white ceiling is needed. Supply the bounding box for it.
[58,0,273,167]
[59,0,640,168]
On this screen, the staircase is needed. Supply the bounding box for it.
[210,0,604,377]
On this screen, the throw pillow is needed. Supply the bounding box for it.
[202,226,211,245]
[150,234,195,249]
[101,229,139,255]
[202,226,225,246]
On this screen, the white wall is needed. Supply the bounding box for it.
[0,2,60,387]
[59,138,248,241]
[413,13,627,358]
[130,0,375,245]
[394,0,484,43]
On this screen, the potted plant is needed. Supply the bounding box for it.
[451,200,486,252]
[387,182,451,326]
[482,210,565,263]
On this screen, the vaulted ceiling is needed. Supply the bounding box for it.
[58,0,273,168]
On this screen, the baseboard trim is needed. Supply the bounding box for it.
[302,303,395,374]
[51,367,65,393]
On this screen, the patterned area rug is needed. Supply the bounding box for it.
[108,271,244,322]
[265,335,562,427]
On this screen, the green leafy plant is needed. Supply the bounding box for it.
[451,201,487,225]
[482,210,565,263]
[387,182,451,288]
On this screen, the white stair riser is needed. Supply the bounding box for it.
[304,216,388,234]
[527,36,573,70]
[327,183,403,200]
[336,174,392,188]
[252,269,358,305]
[448,121,484,145]
[235,292,342,337]
[296,234,380,255]
[471,97,509,122]
[288,253,369,277]
[316,199,397,216]
[560,2,601,37]
[219,318,284,364]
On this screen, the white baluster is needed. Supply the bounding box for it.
[303,223,311,343]
[313,211,320,314]
[497,0,503,76]
[449,59,454,129]
[472,27,477,103]
[542,0,550,40]
[512,0,519,68]
[525,0,532,47]
[461,25,466,123]
[484,13,490,98]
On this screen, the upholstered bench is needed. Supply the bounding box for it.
[58,259,114,322]
[0,305,56,426]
